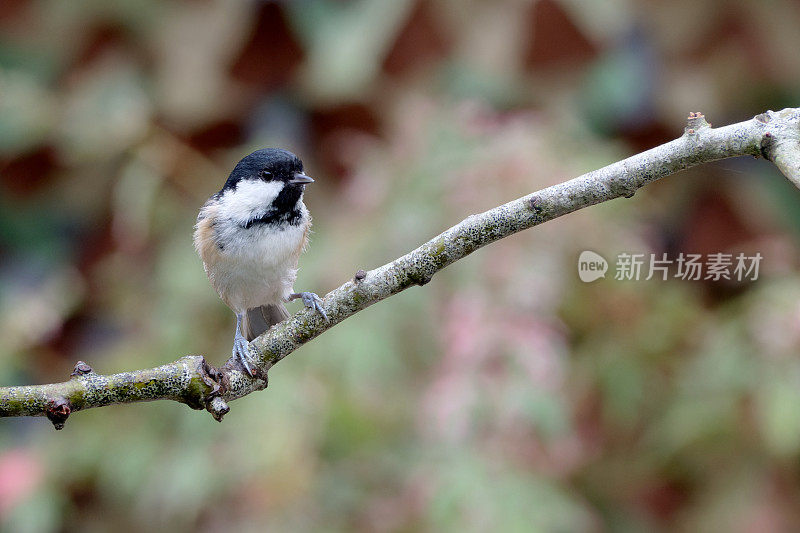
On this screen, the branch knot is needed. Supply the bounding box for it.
[685,111,710,136]
[71,361,94,378]
[46,398,71,430]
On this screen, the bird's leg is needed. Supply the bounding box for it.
[288,292,328,322]
[232,313,257,377]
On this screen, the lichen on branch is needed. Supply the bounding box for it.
[2,108,799,428]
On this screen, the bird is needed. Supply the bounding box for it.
[194,148,327,376]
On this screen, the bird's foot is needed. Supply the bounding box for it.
[289,292,328,322]
[233,335,257,377]
[233,314,259,377]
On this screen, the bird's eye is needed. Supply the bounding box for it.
[260,170,273,180]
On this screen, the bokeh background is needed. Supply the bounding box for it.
[2,0,800,531]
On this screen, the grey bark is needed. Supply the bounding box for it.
[2,109,798,427]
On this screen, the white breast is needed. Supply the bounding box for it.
[206,181,309,313]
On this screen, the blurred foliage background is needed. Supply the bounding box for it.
[1,0,800,531]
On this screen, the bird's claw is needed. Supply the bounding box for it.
[291,292,328,322]
[233,314,258,377]
[233,335,257,377]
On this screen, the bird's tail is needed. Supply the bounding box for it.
[242,303,290,341]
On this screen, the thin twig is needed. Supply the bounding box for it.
[2,108,798,428]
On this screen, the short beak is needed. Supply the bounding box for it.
[289,172,314,184]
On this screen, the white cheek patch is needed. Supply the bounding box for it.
[218,179,283,224]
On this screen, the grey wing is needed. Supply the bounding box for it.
[241,304,291,341]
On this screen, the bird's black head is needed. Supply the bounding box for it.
[217,148,314,228]
[221,148,312,192]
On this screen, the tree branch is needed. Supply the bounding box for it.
[3,108,799,428]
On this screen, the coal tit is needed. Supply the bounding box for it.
[194,148,326,376]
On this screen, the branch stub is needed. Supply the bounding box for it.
[46,398,71,430]
[71,361,93,378]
